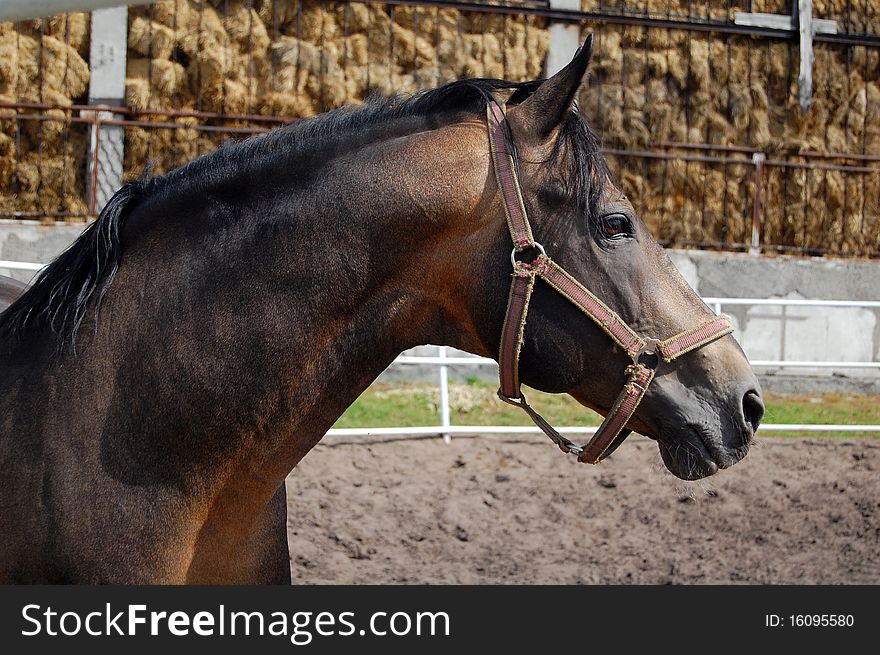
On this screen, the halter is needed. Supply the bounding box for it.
[487,103,733,464]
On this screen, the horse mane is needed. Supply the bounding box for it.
[0,182,142,348]
[0,77,608,349]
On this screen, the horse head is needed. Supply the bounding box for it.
[448,38,763,480]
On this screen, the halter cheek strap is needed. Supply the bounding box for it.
[487,103,734,464]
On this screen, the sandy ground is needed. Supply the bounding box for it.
[286,435,879,584]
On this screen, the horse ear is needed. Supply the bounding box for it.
[512,34,593,138]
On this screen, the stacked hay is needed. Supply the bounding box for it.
[0,1,876,256]
[122,0,549,178]
[579,1,880,255]
[0,14,91,219]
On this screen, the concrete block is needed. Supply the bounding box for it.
[0,222,86,282]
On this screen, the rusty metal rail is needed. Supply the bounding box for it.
[351,0,880,46]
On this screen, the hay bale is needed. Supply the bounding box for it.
[14,34,89,102]
[460,33,504,79]
[0,25,19,96]
[129,16,176,60]
[282,0,339,43]
[151,0,198,32]
[124,124,151,174]
[126,58,188,111]
[524,17,549,79]
[45,13,89,56]
[199,77,251,114]
[0,20,89,218]
[343,34,369,67]
[501,21,528,80]
[260,90,315,118]
[178,5,223,58]
[341,3,376,33]
[272,35,322,75]
[224,3,270,60]
[578,15,880,253]
[129,58,188,97]
[0,130,15,181]
[256,0,299,28]
[23,107,72,147]
[15,158,39,192]
[391,23,436,71]
[125,0,551,127]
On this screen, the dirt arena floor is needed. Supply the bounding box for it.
[285,435,879,584]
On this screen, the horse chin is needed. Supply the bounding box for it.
[655,426,726,481]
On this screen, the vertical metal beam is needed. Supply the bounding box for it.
[87,7,128,214]
[750,152,766,256]
[545,0,582,77]
[798,0,814,112]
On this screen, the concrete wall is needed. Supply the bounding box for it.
[0,222,85,283]
[668,250,880,392]
[2,222,878,391]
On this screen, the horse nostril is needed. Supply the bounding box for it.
[742,390,765,434]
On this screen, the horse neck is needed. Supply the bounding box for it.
[47,118,495,500]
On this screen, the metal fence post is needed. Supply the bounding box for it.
[87,113,102,216]
[438,346,451,444]
[750,152,766,256]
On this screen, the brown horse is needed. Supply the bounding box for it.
[0,40,762,583]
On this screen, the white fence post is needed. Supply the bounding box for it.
[438,345,451,444]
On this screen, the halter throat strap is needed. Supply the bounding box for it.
[487,102,733,464]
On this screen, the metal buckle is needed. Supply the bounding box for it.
[632,337,662,366]
[510,242,546,268]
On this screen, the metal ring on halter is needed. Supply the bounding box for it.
[632,337,662,367]
[510,242,546,268]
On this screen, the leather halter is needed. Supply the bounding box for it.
[487,103,734,464]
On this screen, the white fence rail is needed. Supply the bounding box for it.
[3,260,878,437]
[0,260,44,271]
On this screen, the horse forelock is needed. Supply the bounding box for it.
[546,107,612,232]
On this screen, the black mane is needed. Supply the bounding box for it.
[0,182,142,350]
[0,77,608,349]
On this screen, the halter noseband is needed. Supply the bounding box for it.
[487,103,733,464]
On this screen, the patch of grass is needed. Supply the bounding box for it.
[761,392,880,438]
[334,381,601,429]
[333,383,880,438]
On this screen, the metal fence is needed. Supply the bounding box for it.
[0,0,878,256]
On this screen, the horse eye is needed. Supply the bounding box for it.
[601,213,631,239]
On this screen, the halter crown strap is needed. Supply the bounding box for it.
[487,102,534,249]
[487,103,733,464]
